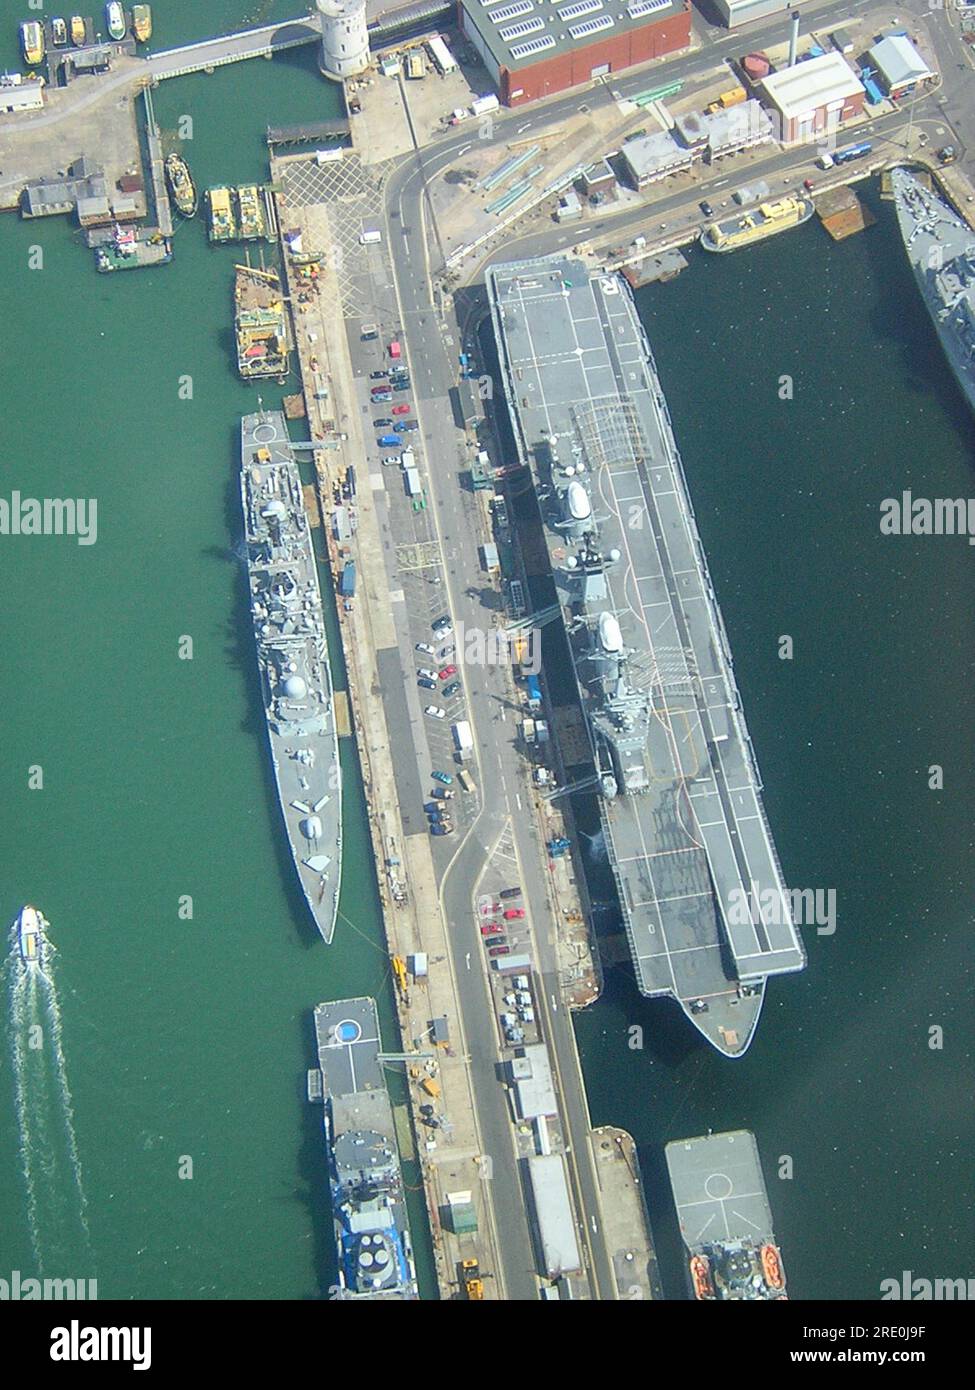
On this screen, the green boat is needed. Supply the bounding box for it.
[235,184,266,241]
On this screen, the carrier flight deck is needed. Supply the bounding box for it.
[487,257,805,1055]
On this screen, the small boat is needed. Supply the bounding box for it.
[16,905,47,966]
[106,2,125,41]
[164,152,197,218]
[760,1242,785,1291]
[132,4,152,42]
[70,15,86,46]
[207,185,236,243]
[20,21,45,66]
[52,17,68,46]
[689,1254,714,1300]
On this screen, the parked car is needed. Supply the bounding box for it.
[438,665,457,680]
[484,935,506,948]
[431,770,453,785]
[400,420,419,432]
[480,923,498,936]
[499,886,521,900]
[437,643,454,660]
[699,200,713,216]
[503,907,526,921]
[432,616,452,634]
[371,391,392,403]
[370,370,388,380]
[392,403,411,416]
[378,434,403,447]
[424,802,443,816]
[415,642,435,655]
[489,945,511,958]
[442,680,462,698]
[425,705,446,719]
[803,178,814,190]
[373,417,393,428]
[371,384,392,396]
[431,822,452,835]
[432,787,455,800]
[417,677,437,690]
[417,668,437,681]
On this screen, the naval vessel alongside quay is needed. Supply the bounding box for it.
[891,166,975,415]
[308,998,418,1299]
[666,1130,787,1301]
[487,257,805,1057]
[240,411,341,943]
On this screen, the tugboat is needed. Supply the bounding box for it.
[20,21,45,65]
[15,905,48,967]
[70,16,86,46]
[132,4,152,42]
[164,152,197,218]
[52,17,68,46]
[106,2,125,41]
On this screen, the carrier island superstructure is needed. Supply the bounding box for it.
[487,257,805,1056]
[308,998,418,1299]
[240,411,341,943]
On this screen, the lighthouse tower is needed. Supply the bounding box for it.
[317,0,370,82]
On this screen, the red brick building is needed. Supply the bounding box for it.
[458,0,691,108]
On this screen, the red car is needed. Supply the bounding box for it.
[480,923,498,936]
[438,665,457,680]
[489,945,511,958]
[391,402,411,415]
[503,907,525,921]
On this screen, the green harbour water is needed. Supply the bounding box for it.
[0,4,972,1301]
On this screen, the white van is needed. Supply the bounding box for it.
[359,229,382,245]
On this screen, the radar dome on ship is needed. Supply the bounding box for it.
[300,816,323,840]
[283,674,307,699]
[567,481,592,521]
[598,612,623,653]
[261,499,286,519]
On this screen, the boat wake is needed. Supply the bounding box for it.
[6,925,92,1273]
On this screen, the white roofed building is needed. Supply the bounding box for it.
[760,51,865,144]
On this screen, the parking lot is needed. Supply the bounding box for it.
[279,149,491,851]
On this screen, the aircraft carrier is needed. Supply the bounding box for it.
[891,166,975,415]
[665,1130,787,1300]
[486,257,805,1056]
[240,411,341,943]
[308,998,418,1299]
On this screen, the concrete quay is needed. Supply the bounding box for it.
[275,190,518,1301]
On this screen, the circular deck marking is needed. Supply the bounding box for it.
[704,1171,734,1201]
[253,423,277,443]
[336,1018,362,1043]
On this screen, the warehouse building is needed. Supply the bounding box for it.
[458,0,692,107]
[759,50,865,144]
[868,34,935,99]
[714,0,793,24]
[0,76,44,113]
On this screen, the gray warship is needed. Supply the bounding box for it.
[891,166,975,414]
[240,411,341,943]
[665,1130,787,1301]
[308,998,418,1299]
[487,258,805,1057]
